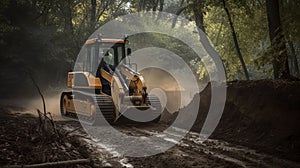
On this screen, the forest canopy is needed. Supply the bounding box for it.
[0,0,299,97]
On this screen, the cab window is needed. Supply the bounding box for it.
[117,46,123,65]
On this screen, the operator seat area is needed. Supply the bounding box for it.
[96,49,115,95]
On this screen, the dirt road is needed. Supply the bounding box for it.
[59,119,299,168]
[0,104,299,168]
[1,80,299,167]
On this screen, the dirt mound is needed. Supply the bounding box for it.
[161,80,300,161]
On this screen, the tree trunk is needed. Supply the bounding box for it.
[64,0,73,34]
[171,0,186,28]
[152,0,159,11]
[215,22,223,45]
[192,0,205,33]
[90,0,96,32]
[266,0,289,79]
[288,40,299,76]
[222,0,249,80]
[155,0,164,20]
[159,0,164,11]
[138,0,144,12]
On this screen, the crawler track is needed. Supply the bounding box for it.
[60,92,162,125]
[60,91,115,125]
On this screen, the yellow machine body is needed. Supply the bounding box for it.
[60,37,161,124]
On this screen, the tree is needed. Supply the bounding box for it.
[222,0,249,80]
[287,39,299,76]
[266,0,289,79]
[62,0,74,34]
[159,0,164,11]
[90,0,97,32]
[192,0,205,33]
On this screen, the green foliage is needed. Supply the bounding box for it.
[203,1,270,80]
[1,0,300,97]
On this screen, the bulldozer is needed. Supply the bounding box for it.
[60,35,162,125]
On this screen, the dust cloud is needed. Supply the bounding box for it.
[128,47,208,113]
[0,94,62,119]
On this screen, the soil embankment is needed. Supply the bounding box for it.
[161,80,300,161]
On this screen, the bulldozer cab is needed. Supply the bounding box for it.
[81,38,126,76]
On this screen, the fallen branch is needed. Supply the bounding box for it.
[73,133,94,140]
[36,109,57,132]
[5,158,91,168]
[64,127,83,136]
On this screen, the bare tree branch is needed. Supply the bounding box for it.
[172,3,190,28]
[29,74,46,117]
[96,1,109,22]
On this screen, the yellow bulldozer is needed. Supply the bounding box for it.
[60,36,162,125]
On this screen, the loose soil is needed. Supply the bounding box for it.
[1,79,300,167]
[161,79,300,162]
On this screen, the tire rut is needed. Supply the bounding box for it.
[58,120,300,168]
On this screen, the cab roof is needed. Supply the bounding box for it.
[85,38,125,45]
